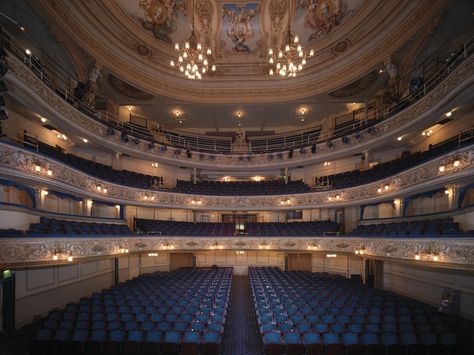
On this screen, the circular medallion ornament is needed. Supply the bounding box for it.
[135,43,151,57]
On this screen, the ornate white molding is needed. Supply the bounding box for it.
[33,0,445,103]
[0,235,473,269]
[0,143,472,211]
[4,52,474,170]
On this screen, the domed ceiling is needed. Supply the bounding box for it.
[33,0,445,103]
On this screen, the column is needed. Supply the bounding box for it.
[394,198,404,217]
[362,150,369,170]
[84,199,93,216]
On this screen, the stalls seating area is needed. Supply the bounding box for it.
[350,218,472,237]
[135,219,340,237]
[25,217,131,236]
[31,268,232,355]
[32,141,163,189]
[174,179,311,196]
[249,267,462,355]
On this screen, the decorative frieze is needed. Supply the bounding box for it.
[0,235,472,269]
[4,52,474,170]
[0,143,472,210]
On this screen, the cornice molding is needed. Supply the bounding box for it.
[0,235,472,270]
[33,0,445,103]
[4,52,474,170]
[0,143,472,211]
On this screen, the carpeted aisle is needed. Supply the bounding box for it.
[221,274,263,355]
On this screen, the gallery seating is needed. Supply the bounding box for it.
[249,267,463,355]
[135,219,340,236]
[31,268,232,355]
[25,217,131,236]
[350,218,472,237]
[316,131,474,189]
[28,141,163,190]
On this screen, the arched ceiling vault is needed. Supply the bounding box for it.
[33,0,448,104]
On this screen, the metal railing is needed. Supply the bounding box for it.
[3,29,473,155]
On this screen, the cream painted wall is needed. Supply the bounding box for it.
[383,262,474,320]
[4,253,171,328]
[312,253,353,276]
[0,210,39,230]
[13,259,115,327]
[195,250,285,275]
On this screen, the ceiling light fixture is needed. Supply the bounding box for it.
[268,0,313,77]
[170,0,215,80]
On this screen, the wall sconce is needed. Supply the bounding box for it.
[67,255,74,262]
[439,165,445,172]
[191,199,202,205]
[328,196,333,201]
[280,198,291,205]
[41,189,48,197]
[384,184,389,191]
[148,253,158,257]
[354,247,366,255]
[259,241,270,249]
[414,250,441,262]
[307,243,318,251]
[377,188,382,193]
[96,185,107,194]
[35,165,41,172]
[47,169,53,176]
[236,250,245,255]
[323,161,331,167]
[210,242,223,250]
[335,195,341,201]
[326,254,337,258]
[444,189,450,195]
[161,243,175,250]
[151,162,159,168]
[453,160,460,167]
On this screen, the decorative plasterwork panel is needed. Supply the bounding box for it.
[35,0,445,102]
[5,52,474,170]
[0,236,472,269]
[0,143,472,211]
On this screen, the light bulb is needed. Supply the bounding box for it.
[175,43,179,50]
[170,60,175,67]
[207,48,212,55]
[185,42,190,49]
[197,43,202,50]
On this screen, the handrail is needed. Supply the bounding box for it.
[2,29,473,155]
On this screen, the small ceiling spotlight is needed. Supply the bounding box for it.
[170,109,187,124]
[294,107,309,122]
[397,136,403,141]
[19,26,26,32]
[83,138,88,143]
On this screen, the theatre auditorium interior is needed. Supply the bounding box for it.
[0,0,473,354]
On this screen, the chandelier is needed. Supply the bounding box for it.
[268,1,314,77]
[170,0,215,80]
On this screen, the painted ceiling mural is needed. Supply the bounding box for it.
[293,0,364,44]
[117,0,364,51]
[221,3,261,53]
[122,0,191,44]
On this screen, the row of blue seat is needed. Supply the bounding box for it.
[32,268,232,355]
